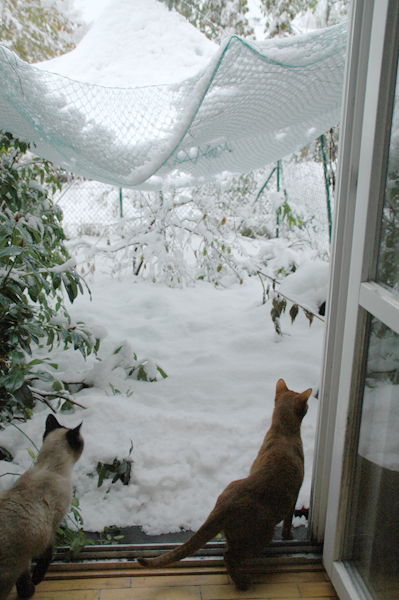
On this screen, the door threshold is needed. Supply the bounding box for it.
[50,540,323,574]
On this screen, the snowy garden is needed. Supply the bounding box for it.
[0,0,348,547]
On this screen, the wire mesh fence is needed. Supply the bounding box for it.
[54,156,333,256]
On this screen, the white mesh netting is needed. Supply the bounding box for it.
[0,23,347,190]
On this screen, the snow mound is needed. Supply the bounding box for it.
[36,0,217,88]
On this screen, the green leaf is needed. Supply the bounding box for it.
[157,366,168,379]
[32,371,55,383]
[61,400,74,411]
[26,358,47,367]
[137,365,148,381]
[0,246,24,259]
[52,380,62,392]
[4,369,26,392]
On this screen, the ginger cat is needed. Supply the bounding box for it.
[137,379,311,590]
[0,414,84,600]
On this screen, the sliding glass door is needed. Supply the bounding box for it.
[311,0,399,598]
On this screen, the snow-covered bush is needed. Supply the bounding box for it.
[70,165,317,290]
[260,0,349,37]
[258,260,329,335]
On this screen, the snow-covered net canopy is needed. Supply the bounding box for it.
[0,23,347,191]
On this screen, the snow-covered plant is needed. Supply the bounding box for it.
[167,0,254,41]
[260,0,348,37]
[320,0,349,26]
[96,441,134,489]
[257,272,322,335]
[112,342,168,383]
[0,132,97,423]
[73,164,317,288]
[261,0,317,37]
[0,0,86,64]
[73,189,245,287]
[79,341,167,395]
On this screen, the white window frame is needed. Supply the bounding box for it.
[309,0,399,598]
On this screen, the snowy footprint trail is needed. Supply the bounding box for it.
[0,273,324,535]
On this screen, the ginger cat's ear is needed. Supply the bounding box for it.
[276,379,289,396]
[299,388,313,402]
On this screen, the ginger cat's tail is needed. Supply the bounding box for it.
[137,512,222,568]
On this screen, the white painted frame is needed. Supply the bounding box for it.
[309,0,399,598]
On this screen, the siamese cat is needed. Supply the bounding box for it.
[137,379,311,590]
[0,414,84,600]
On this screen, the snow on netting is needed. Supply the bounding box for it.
[0,23,346,190]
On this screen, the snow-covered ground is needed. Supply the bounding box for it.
[0,253,325,535]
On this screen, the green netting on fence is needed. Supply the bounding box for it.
[0,23,347,190]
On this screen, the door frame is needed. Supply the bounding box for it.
[309,0,399,598]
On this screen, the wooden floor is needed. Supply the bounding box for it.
[8,564,339,600]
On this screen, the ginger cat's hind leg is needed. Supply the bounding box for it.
[281,500,297,541]
[223,547,252,591]
[0,577,15,600]
[223,524,274,590]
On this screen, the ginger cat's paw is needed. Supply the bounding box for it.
[281,528,294,540]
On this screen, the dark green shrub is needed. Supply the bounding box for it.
[0,132,97,423]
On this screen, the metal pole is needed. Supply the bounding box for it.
[254,166,277,205]
[276,160,281,238]
[119,188,123,218]
[320,134,332,242]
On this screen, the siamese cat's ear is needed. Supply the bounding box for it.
[66,423,84,454]
[44,414,63,439]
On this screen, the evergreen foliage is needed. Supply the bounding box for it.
[0,132,97,423]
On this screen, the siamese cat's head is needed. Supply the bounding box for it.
[42,414,84,463]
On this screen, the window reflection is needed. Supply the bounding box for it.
[348,318,399,600]
[377,78,399,293]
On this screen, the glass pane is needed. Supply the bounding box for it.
[377,72,399,294]
[347,317,399,600]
